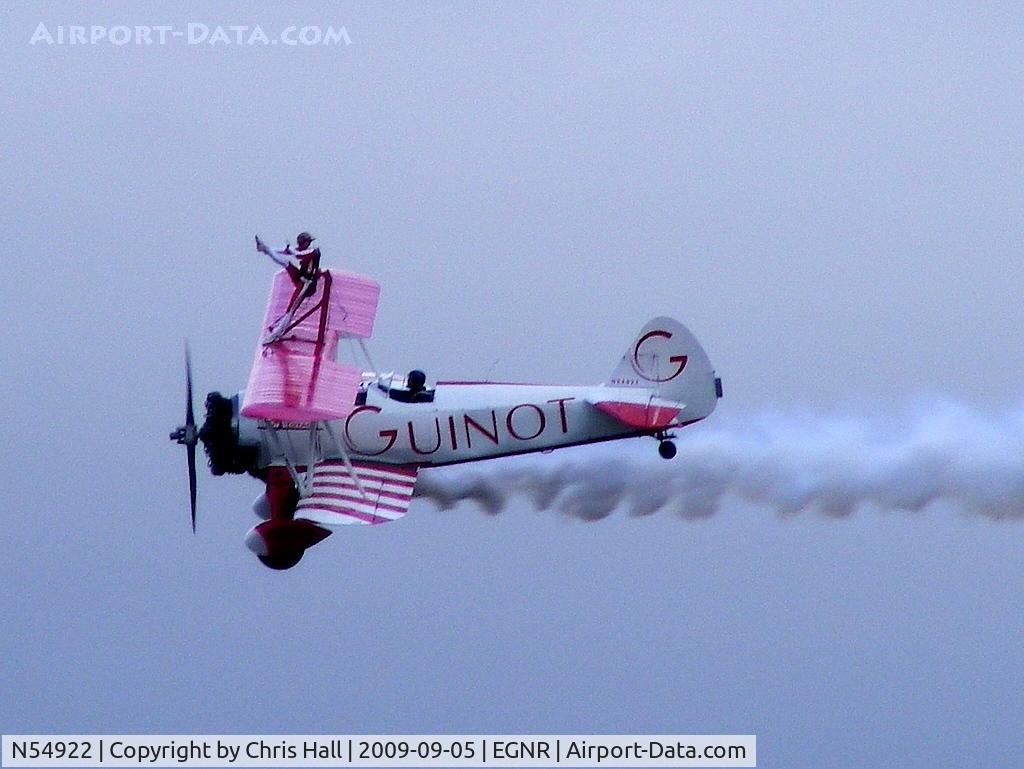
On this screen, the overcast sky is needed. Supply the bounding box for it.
[3,3,1024,768]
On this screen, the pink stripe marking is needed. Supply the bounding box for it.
[312,481,413,503]
[316,461,417,477]
[314,471,417,489]
[435,380,553,387]
[300,504,385,524]
[304,491,410,515]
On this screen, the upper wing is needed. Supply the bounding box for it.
[588,389,684,429]
[296,460,418,526]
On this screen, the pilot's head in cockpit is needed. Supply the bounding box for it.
[407,370,427,395]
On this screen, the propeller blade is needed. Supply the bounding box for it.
[170,342,200,533]
[188,440,197,532]
[185,343,195,432]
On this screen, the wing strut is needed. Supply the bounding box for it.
[262,419,307,495]
[323,420,370,501]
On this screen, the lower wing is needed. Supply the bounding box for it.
[296,460,418,525]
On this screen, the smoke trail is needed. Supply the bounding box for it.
[414,401,1024,521]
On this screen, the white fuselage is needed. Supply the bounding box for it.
[241,381,685,469]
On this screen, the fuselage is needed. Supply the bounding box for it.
[240,380,693,469]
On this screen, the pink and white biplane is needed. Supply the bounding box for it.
[171,257,722,569]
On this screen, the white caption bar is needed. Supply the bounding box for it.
[2,735,755,768]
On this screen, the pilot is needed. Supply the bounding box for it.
[387,370,430,402]
[406,370,427,398]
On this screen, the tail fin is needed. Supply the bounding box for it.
[606,316,720,419]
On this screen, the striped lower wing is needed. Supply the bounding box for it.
[296,460,418,525]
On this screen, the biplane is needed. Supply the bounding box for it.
[171,250,722,569]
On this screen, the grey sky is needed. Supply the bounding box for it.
[3,3,1023,768]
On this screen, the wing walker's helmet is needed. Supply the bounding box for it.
[296,232,315,249]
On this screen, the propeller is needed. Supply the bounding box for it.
[169,344,199,532]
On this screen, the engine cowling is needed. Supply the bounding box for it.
[200,392,259,477]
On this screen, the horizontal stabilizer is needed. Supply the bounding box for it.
[589,391,684,429]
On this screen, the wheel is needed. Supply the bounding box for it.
[658,440,677,460]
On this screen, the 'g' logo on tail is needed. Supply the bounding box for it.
[631,330,688,382]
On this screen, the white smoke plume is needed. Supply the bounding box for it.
[414,401,1024,521]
